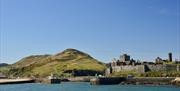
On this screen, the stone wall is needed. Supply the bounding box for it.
[111,65,145,73]
[146,64,178,72]
[177,65,180,71]
[106,64,179,75]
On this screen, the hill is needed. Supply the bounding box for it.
[1,48,107,78]
[0,63,9,67]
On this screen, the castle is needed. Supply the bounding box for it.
[106,53,180,75]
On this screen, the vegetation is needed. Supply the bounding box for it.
[109,71,180,77]
[0,48,107,78]
[139,71,180,77]
[109,71,139,77]
[0,63,9,67]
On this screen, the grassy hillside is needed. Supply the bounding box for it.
[13,55,51,68]
[1,48,107,78]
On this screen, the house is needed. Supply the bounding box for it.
[0,73,7,79]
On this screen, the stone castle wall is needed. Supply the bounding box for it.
[111,65,145,73]
[145,64,178,72]
[107,64,179,75]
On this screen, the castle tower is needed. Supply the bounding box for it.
[120,54,130,62]
[168,52,172,62]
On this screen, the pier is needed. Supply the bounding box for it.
[125,77,175,85]
[0,78,35,84]
[90,77,179,85]
[90,77,126,85]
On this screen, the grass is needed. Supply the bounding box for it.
[2,48,107,78]
[109,71,139,77]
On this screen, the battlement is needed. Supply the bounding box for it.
[106,53,180,75]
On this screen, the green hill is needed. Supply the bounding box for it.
[2,48,106,78]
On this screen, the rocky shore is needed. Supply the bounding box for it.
[1,77,180,86]
[171,77,180,86]
[124,77,175,85]
[90,77,180,86]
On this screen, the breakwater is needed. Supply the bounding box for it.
[0,78,35,84]
[90,77,179,86]
[90,77,126,85]
[35,78,61,84]
[66,76,94,82]
[1,77,179,86]
[124,77,175,85]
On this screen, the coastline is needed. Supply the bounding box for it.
[90,77,180,86]
[0,77,179,86]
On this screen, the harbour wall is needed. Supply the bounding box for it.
[125,77,175,85]
[0,79,35,84]
[90,77,177,85]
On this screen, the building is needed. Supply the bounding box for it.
[0,73,7,79]
[106,53,179,76]
[120,54,130,62]
[110,54,136,66]
[168,52,172,62]
[155,57,163,64]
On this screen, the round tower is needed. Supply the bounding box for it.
[168,52,172,62]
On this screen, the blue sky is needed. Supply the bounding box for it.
[0,0,180,63]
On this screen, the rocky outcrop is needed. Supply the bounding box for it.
[171,77,180,86]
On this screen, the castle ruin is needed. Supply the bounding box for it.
[106,53,180,75]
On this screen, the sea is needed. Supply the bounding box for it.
[0,82,180,91]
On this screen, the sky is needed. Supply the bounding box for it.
[0,0,180,64]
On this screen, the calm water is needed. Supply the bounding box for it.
[0,82,180,91]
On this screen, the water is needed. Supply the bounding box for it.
[0,82,179,91]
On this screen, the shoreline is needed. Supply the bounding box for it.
[90,77,180,86]
[0,77,179,86]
